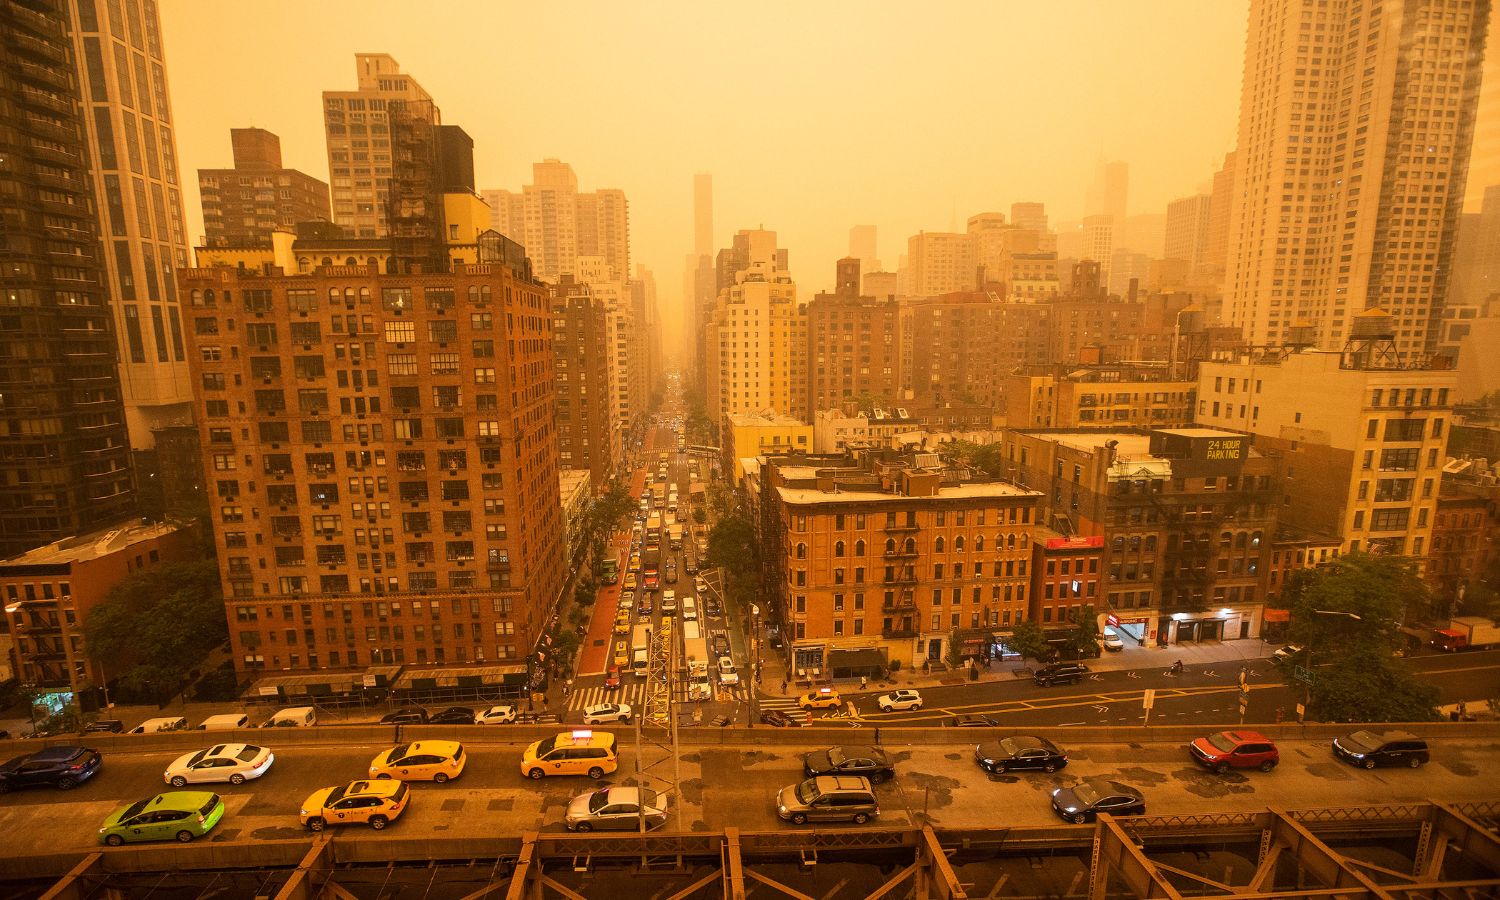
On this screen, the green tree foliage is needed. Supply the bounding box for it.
[945,628,965,668]
[83,560,227,699]
[707,502,761,609]
[939,440,1004,477]
[1280,553,1439,722]
[1060,604,1101,658]
[1006,619,1052,664]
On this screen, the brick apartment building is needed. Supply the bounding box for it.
[806,258,903,411]
[177,261,563,677]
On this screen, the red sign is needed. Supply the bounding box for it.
[1043,535,1105,551]
[1106,615,1120,627]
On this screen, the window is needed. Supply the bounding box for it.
[428,320,457,343]
[384,321,415,344]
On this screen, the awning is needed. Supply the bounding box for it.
[827,648,886,669]
[1263,608,1291,622]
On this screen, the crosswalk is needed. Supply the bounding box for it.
[567,682,754,712]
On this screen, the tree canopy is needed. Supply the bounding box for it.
[83,559,227,700]
[1277,553,1438,722]
[1006,619,1051,664]
[706,501,761,610]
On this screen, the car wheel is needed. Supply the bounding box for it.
[528,768,545,780]
[104,834,124,847]
[1070,813,1087,825]
[853,813,869,824]
[433,773,449,784]
[56,776,76,790]
[574,821,592,833]
[1215,763,1231,775]
[587,767,605,780]
[369,815,388,830]
[1363,759,1377,770]
[375,772,391,779]
[176,830,195,843]
[791,813,808,825]
[229,773,246,785]
[1259,761,1276,773]
[1408,757,1423,769]
[306,817,326,832]
[1043,763,1058,773]
[170,775,188,788]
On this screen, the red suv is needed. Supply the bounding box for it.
[1189,731,1279,774]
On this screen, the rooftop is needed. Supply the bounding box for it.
[0,521,183,569]
[728,411,807,428]
[778,481,1040,506]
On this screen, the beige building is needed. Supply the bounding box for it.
[704,260,806,430]
[1164,194,1212,272]
[906,231,977,297]
[482,160,629,284]
[1225,0,1486,354]
[68,0,195,451]
[1080,215,1114,286]
[811,408,920,454]
[1005,365,1196,430]
[1197,316,1455,563]
[322,54,434,240]
[727,412,812,481]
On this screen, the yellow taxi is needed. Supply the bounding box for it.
[613,640,630,667]
[659,617,674,643]
[520,730,619,780]
[798,687,843,710]
[623,572,638,591]
[300,779,409,831]
[368,741,466,783]
[613,612,631,635]
[628,552,641,570]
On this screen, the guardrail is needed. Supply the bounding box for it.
[4,719,1497,756]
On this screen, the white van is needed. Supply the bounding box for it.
[260,706,317,728]
[198,713,250,731]
[130,716,187,735]
[681,597,698,622]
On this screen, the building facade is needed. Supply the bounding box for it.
[806,259,902,412]
[199,128,331,246]
[1164,194,1212,271]
[1224,0,1487,354]
[482,160,629,283]
[0,0,138,557]
[1029,531,1105,631]
[705,261,805,429]
[1004,364,1196,430]
[906,232,977,297]
[550,278,614,486]
[177,261,564,676]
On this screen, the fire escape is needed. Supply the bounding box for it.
[386,99,444,274]
[881,515,920,638]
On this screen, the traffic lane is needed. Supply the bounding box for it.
[849,684,1284,727]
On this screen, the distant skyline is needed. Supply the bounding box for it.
[160,1,1500,319]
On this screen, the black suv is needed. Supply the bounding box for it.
[1033,663,1089,686]
[380,707,430,725]
[1332,730,1430,769]
[0,746,102,792]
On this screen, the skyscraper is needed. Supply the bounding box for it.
[805,259,902,412]
[1081,215,1114,286]
[199,128,332,246]
[906,231,977,296]
[482,161,629,283]
[848,224,878,272]
[1225,0,1488,354]
[1086,159,1128,225]
[322,54,435,239]
[694,172,713,258]
[68,0,195,457]
[0,0,137,555]
[704,232,804,427]
[1010,202,1048,233]
[1164,194,1213,270]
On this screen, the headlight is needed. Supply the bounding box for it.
[981,759,994,767]
[1051,788,1061,797]
[98,827,108,833]
[299,808,309,816]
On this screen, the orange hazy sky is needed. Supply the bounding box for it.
[161,1,1251,318]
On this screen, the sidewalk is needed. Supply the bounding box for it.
[753,637,1280,701]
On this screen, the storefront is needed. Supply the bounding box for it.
[1157,605,1263,645]
[1103,613,1152,647]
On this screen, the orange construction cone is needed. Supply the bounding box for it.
[806,711,812,727]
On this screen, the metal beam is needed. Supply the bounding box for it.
[918,825,968,900]
[317,881,361,900]
[538,875,589,900]
[36,853,101,900]
[863,862,918,900]
[1430,802,1500,876]
[1267,808,1393,900]
[1096,815,1184,900]
[1151,861,1235,892]
[273,834,335,900]
[744,868,816,900]
[1246,844,1282,893]
[505,832,541,900]
[722,827,745,900]
[661,866,723,900]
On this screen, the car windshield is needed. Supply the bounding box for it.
[795,779,822,804]
[325,784,350,805]
[235,747,261,762]
[1071,783,1101,806]
[1206,733,1238,753]
[588,789,610,813]
[826,748,846,766]
[535,737,558,756]
[388,743,411,761]
[998,738,1020,756]
[186,750,208,767]
[120,798,150,820]
[1344,731,1380,752]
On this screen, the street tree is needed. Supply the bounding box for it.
[1006,619,1052,665]
[707,503,761,610]
[1279,553,1439,722]
[84,560,227,702]
[945,629,965,668]
[1060,604,1101,659]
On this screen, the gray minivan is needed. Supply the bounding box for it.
[775,775,879,825]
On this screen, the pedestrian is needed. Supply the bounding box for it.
[1275,706,1284,724]
[781,678,789,694]
[859,675,868,691]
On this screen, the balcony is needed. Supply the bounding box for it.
[881,600,916,614]
[3,3,67,39]
[882,625,919,639]
[883,520,920,533]
[883,548,918,559]
[10,29,67,65]
[883,572,918,587]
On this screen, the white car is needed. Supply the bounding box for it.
[717,657,740,686]
[582,703,633,725]
[474,705,518,725]
[1100,629,1124,652]
[876,689,923,712]
[164,743,274,787]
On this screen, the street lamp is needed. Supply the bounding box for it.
[1299,610,1363,723]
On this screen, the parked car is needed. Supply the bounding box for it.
[300,779,409,831]
[1271,644,1306,664]
[712,635,731,658]
[164,744,274,787]
[705,596,722,617]
[775,775,878,825]
[1033,663,1090,686]
[1050,778,1145,823]
[717,657,740,686]
[946,715,1000,728]
[876,689,923,712]
[802,746,894,783]
[1100,629,1125,652]
[1189,731,1279,773]
[428,707,478,726]
[582,703,633,725]
[798,688,842,710]
[474,705,517,725]
[974,736,1068,773]
[1332,730,1429,769]
[98,791,225,845]
[760,709,798,728]
[82,720,125,735]
[566,786,667,832]
[379,707,429,725]
[369,740,466,783]
[0,746,102,792]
